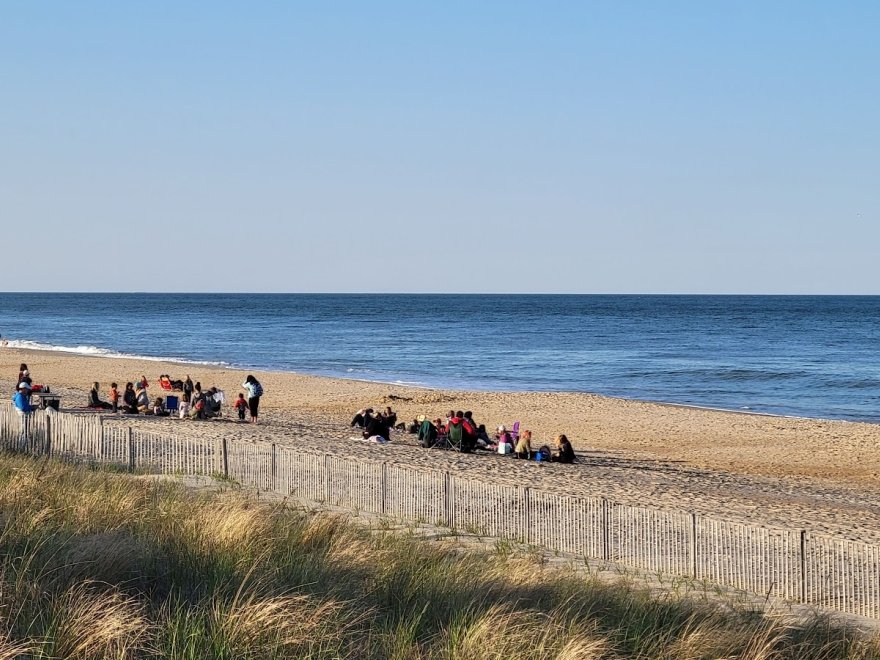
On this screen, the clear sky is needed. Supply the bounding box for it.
[2,2,878,293]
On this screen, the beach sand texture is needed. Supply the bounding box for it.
[4,347,880,541]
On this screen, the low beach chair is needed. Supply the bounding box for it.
[165,395,179,417]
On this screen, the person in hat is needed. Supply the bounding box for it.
[12,382,33,414]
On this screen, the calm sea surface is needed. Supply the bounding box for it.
[2,294,880,422]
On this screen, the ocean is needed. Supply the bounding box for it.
[2,293,879,422]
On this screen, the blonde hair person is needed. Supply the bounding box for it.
[515,429,532,459]
[551,433,575,464]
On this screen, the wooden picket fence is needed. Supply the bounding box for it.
[1,404,879,619]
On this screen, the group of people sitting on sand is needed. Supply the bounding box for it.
[350,406,399,442]
[350,406,576,463]
[87,376,224,419]
[85,373,264,423]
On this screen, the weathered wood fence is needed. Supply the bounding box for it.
[1,404,879,619]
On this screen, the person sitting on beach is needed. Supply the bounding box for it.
[159,375,185,391]
[12,382,32,414]
[416,415,438,447]
[514,429,533,459]
[87,382,113,410]
[205,387,223,417]
[475,424,492,447]
[152,396,170,417]
[496,425,514,455]
[122,382,138,414]
[446,411,473,452]
[461,411,479,448]
[350,408,374,428]
[363,412,391,442]
[383,406,397,428]
[190,383,206,419]
[550,434,575,464]
[135,383,150,413]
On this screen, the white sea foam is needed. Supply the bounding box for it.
[3,340,228,367]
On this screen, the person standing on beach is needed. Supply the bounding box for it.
[182,375,193,404]
[242,375,263,424]
[109,383,120,413]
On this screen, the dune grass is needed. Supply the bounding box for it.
[0,454,874,658]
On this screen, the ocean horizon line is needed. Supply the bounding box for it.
[4,291,880,297]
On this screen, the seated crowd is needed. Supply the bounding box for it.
[84,374,230,421]
[351,406,576,463]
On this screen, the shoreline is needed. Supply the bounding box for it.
[1,341,867,427]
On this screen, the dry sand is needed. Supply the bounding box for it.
[4,347,880,541]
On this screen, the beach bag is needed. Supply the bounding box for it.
[498,441,513,455]
[537,445,551,462]
[254,382,263,397]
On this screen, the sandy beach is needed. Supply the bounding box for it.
[4,347,880,541]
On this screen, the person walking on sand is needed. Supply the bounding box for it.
[242,375,263,424]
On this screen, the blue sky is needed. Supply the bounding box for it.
[2,2,877,293]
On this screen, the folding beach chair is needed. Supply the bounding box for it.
[165,395,179,416]
[509,421,520,442]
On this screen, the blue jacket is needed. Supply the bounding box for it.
[12,391,32,413]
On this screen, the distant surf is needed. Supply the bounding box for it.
[3,339,229,368]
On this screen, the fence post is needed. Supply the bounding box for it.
[602,497,611,561]
[444,471,452,528]
[800,530,807,603]
[270,443,277,492]
[690,512,697,578]
[323,454,331,504]
[380,461,387,515]
[45,413,52,456]
[127,427,135,472]
[221,437,229,479]
[522,487,531,545]
[98,417,105,464]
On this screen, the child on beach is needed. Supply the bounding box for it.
[109,383,119,413]
[234,393,248,421]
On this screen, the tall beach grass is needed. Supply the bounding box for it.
[0,453,874,658]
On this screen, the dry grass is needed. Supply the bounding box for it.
[0,453,874,658]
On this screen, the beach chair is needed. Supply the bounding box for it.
[165,395,179,417]
[510,421,520,442]
[444,420,470,452]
